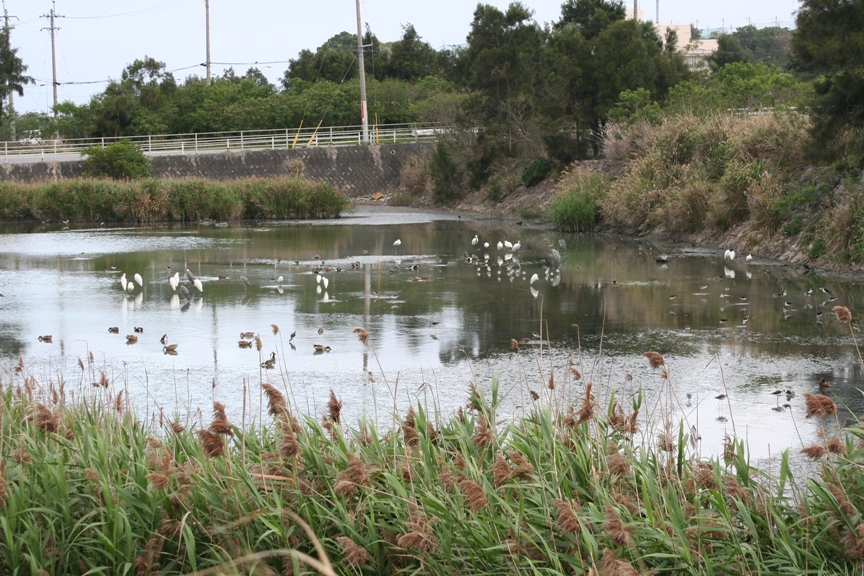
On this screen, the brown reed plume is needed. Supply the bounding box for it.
[335,536,369,567]
[804,393,837,418]
[327,389,342,424]
[254,335,262,351]
[262,383,288,418]
[643,351,665,369]
[832,305,864,370]
[602,504,634,546]
[280,418,300,459]
[402,407,419,447]
[34,403,59,434]
[208,401,233,436]
[511,338,519,351]
[492,451,534,486]
[334,454,370,496]
[271,323,280,335]
[459,478,489,511]
[575,381,596,426]
[471,413,494,447]
[353,327,369,345]
[397,509,439,553]
[599,548,638,576]
[826,437,847,455]
[145,473,170,490]
[801,445,828,460]
[170,422,185,434]
[197,429,225,458]
[552,498,582,535]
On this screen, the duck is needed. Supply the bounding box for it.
[134,326,144,333]
[240,331,255,339]
[38,335,53,343]
[313,344,331,353]
[261,352,276,368]
[108,327,119,333]
[238,340,253,348]
[160,334,168,345]
[162,344,178,353]
[126,335,138,344]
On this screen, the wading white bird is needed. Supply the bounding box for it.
[724,249,736,261]
[512,240,521,251]
[530,273,539,284]
[169,273,179,291]
[471,234,479,246]
[193,278,203,293]
[120,273,128,291]
[745,253,753,262]
[504,240,513,250]
[393,239,402,247]
[134,273,143,287]
[322,276,329,289]
[497,241,504,250]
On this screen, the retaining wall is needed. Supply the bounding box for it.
[0,142,433,198]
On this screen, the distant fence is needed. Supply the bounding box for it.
[0,123,447,164]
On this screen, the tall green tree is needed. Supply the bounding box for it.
[0,27,33,119]
[460,2,544,160]
[793,0,864,159]
[384,24,440,81]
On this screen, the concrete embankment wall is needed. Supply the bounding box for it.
[0,142,433,198]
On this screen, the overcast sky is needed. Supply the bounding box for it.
[4,0,801,116]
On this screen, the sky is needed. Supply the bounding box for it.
[4,0,802,116]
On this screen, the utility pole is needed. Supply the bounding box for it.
[204,0,211,84]
[355,0,368,144]
[633,0,638,20]
[2,0,18,139]
[41,1,63,118]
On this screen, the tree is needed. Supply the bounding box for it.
[792,0,864,159]
[460,2,544,160]
[384,24,440,81]
[707,34,750,70]
[82,140,151,180]
[0,27,34,119]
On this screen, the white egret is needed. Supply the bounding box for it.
[471,234,479,246]
[504,240,513,249]
[483,241,489,248]
[316,273,322,284]
[512,240,522,251]
[193,278,203,293]
[745,254,753,262]
[530,273,539,284]
[169,274,179,291]
[393,239,402,247]
[497,241,504,250]
[126,281,135,292]
[724,249,736,261]
[120,273,128,291]
[551,249,561,265]
[276,275,284,284]
[322,276,329,289]
[134,273,143,287]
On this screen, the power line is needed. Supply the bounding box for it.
[63,0,193,20]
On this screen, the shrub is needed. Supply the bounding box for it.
[549,172,607,232]
[521,158,553,187]
[82,140,152,180]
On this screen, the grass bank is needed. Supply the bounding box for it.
[2,336,863,575]
[0,176,352,223]
[547,112,864,266]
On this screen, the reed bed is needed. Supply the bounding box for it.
[2,341,864,576]
[0,176,352,223]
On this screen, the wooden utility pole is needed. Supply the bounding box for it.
[355,0,368,144]
[633,0,638,20]
[41,1,63,118]
[205,0,211,84]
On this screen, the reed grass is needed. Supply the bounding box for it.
[0,176,352,223]
[1,348,863,576]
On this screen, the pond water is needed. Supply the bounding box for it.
[1,206,862,466]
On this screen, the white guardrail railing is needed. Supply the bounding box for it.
[0,123,446,163]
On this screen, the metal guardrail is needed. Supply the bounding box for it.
[0,123,446,164]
